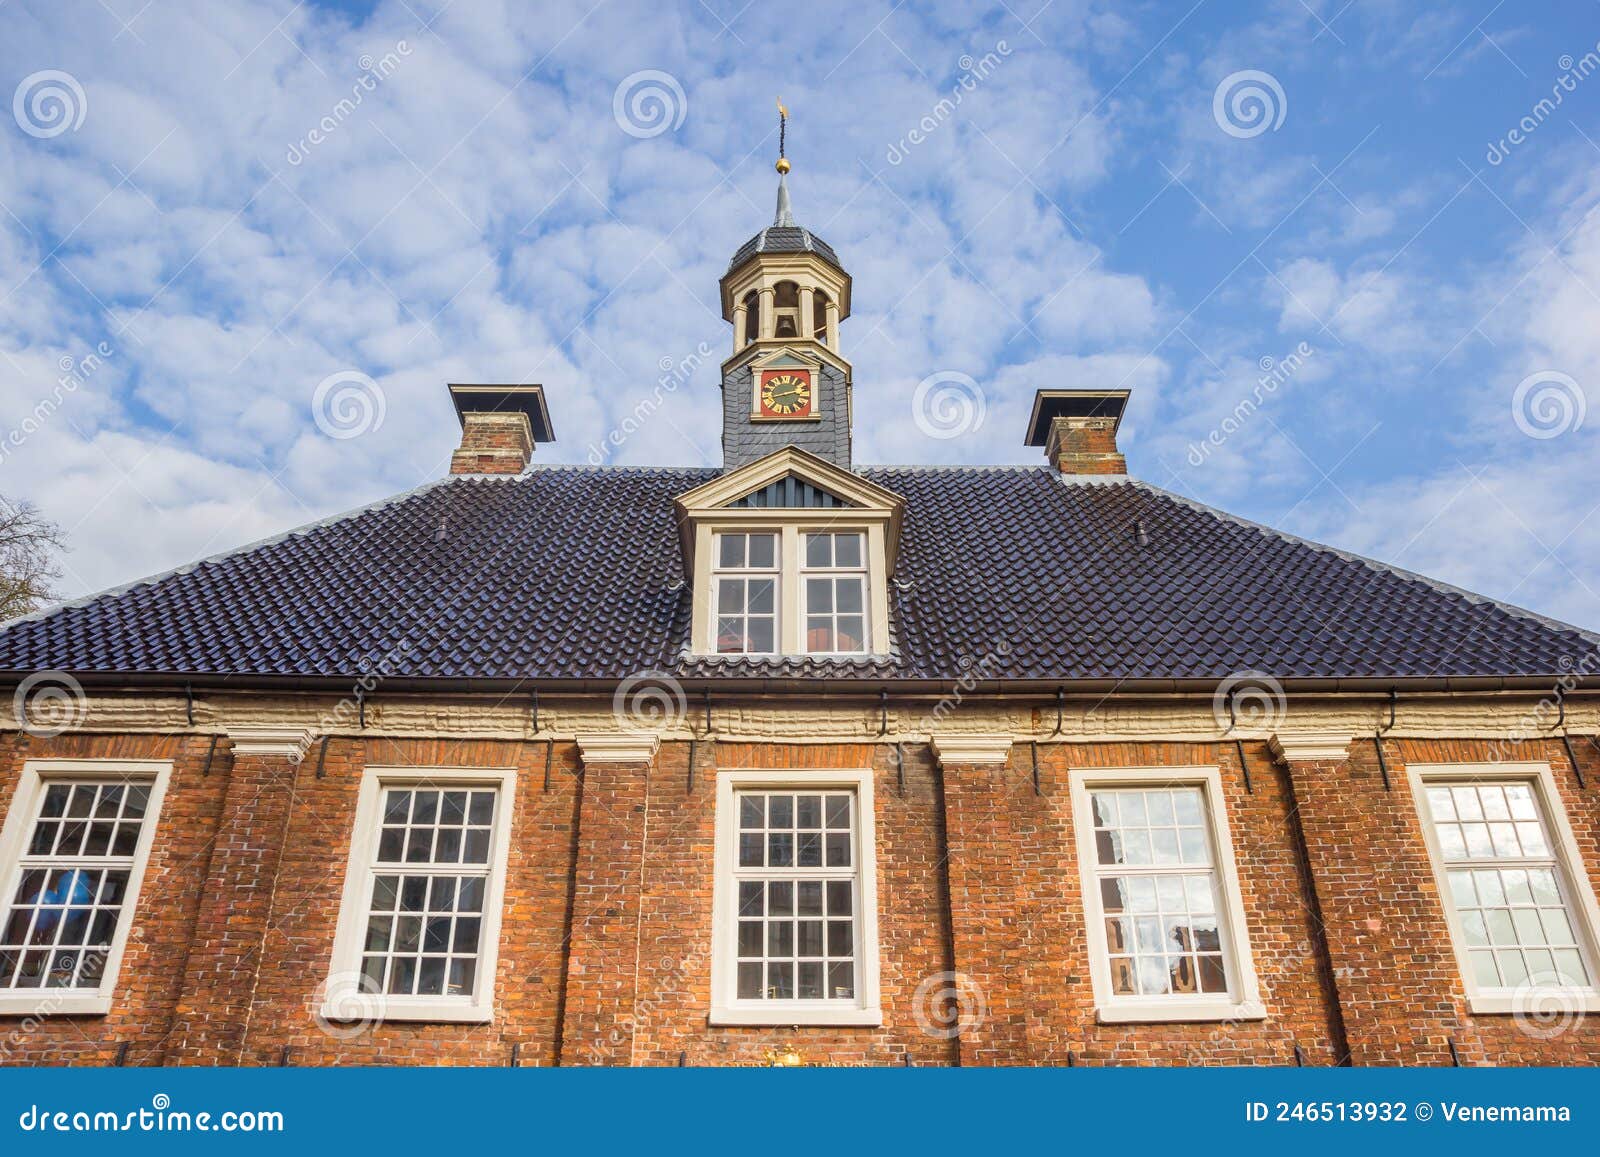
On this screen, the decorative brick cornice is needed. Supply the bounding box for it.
[575,733,661,765]
[1269,731,1356,764]
[929,733,1014,766]
[226,726,314,758]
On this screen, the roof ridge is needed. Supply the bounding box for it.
[1120,477,1600,648]
[0,473,469,636]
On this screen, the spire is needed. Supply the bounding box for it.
[773,97,795,227]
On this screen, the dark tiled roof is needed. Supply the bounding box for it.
[727,226,841,272]
[0,467,1593,684]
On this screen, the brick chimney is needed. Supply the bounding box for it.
[447,384,554,475]
[1024,389,1130,476]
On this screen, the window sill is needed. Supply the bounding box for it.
[710,1004,882,1027]
[0,991,112,1016]
[320,999,493,1025]
[1096,998,1266,1025]
[1466,991,1600,1016]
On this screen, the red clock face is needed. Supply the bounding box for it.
[758,370,813,418]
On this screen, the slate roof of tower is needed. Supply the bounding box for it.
[0,466,1593,686]
[726,226,841,273]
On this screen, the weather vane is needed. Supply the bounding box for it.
[776,97,789,174]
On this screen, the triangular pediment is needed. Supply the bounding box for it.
[674,447,903,514]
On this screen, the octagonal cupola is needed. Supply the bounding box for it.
[717,105,855,470]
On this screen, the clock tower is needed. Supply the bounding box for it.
[718,106,853,470]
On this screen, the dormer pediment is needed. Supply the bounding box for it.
[675,447,902,521]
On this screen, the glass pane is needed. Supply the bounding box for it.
[737,962,762,999]
[747,619,775,653]
[739,881,764,916]
[768,833,793,866]
[825,796,850,830]
[740,796,764,829]
[797,881,823,915]
[719,534,744,568]
[797,962,823,1000]
[469,792,495,825]
[805,534,830,567]
[747,580,774,614]
[796,833,822,867]
[717,579,743,613]
[835,616,866,652]
[828,961,855,999]
[807,578,832,613]
[824,833,851,867]
[835,534,862,568]
[769,796,793,827]
[748,534,776,569]
[826,881,852,916]
[796,796,822,829]
[739,833,764,867]
[837,579,863,613]
[737,921,763,958]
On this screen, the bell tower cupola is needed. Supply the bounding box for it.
[718,101,853,470]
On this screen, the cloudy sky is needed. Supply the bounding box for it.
[1,0,1597,631]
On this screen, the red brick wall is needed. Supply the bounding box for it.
[1,727,1596,1067]
[944,741,1345,1066]
[1286,735,1600,1066]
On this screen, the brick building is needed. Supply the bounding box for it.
[1,159,1599,1069]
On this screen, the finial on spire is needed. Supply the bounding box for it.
[773,98,795,227]
[775,98,790,174]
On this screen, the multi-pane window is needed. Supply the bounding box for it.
[713,532,778,655]
[733,790,858,1003]
[1090,786,1230,998]
[358,786,498,1000]
[1420,780,1594,992]
[1,779,153,993]
[802,532,867,653]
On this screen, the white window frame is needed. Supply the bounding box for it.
[710,768,881,1026]
[1069,766,1265,1024]
[693,517,889,656]
[709,530,781,656]
[799,531,870,656]
[1409,761,1600,1016]
[0,759,172,1016]
[324,766,516,1024]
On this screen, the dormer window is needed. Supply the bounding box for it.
[676,449,903,660]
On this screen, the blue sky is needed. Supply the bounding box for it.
[1,0,1598,630]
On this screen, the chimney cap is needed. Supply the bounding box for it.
[447,384,555,442]
[1023,389,1130,446]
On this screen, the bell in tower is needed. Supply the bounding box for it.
[718,101,853,470]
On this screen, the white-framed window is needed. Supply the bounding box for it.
[1069,766,1264,1023]
[705,526,878,657]
[712,531,780,655]
[710,768,881,1026]
[1409,763,1600,1015]
[801,531,868,654]
[0,760,171,1015]
[324,766,516,1024]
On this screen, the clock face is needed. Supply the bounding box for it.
[759,370,813,418]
